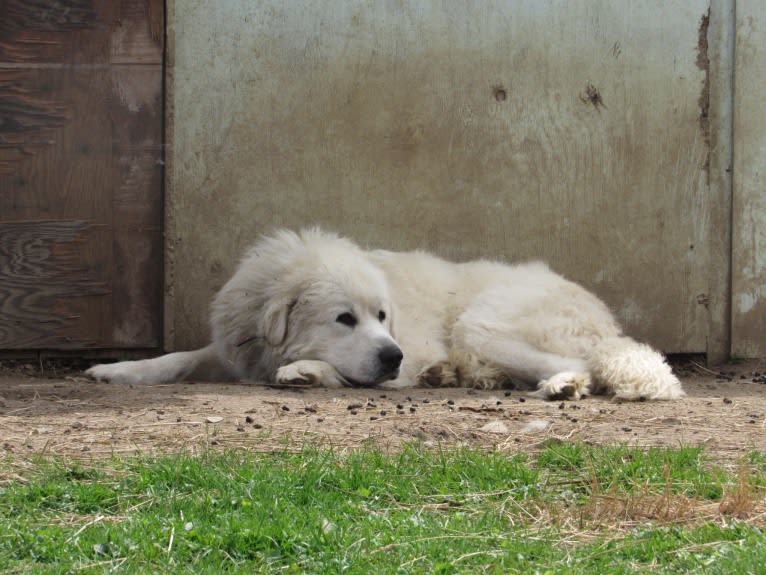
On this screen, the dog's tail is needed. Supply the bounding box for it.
[587,336,685,400]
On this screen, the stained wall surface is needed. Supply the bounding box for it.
[732,1,766,357]
[166,1,718,353]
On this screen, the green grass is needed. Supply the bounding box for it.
[1,444,764,574]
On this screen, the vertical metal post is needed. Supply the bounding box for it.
[706,0,735,364]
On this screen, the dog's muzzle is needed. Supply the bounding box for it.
[342,344,403,387]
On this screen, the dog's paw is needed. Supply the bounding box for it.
[85,362,146,385]
[275,364,318,386]
[417,361,459,387]
[274,360,343,388]
[532,371,591,401]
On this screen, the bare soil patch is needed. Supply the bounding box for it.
[1,359,765,463]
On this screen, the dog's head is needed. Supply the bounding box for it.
[213,229,402,386]
[268,252,402,386]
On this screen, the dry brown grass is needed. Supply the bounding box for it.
[572,465,765,535]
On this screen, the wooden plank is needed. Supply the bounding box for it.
[0,0,164,350]
[0,0,105,64]
[0,220,109,348]
[111,66,163,347]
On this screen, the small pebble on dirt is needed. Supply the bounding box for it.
[370,416,378,421]
[281,405,290,412]
[447,399,455,405]
[422,398,430,404]
[245,415,254,423]
[622,427,632,432]
[253,423,263,429]
[350,410,358,415]
[317,417,324,423]
[380,410,387,416]
[236,427,245,432]
[518,397,526,403]
[409,406,417,413]
[504,391,512,397]
[723,398,732,404]
[347,403,363,410]
[304,406,317,413]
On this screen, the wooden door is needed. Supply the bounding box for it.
[0,0,164,350]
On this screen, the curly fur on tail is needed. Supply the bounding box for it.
[588,337,684,400]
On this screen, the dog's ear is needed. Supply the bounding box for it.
[261,298,291,346]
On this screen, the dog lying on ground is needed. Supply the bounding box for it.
[87,228,684,400]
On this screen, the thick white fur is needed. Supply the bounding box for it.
[87,228,684,401]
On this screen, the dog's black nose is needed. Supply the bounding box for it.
[378,345,403,371]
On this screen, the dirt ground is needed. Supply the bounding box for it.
[1,358,765,464]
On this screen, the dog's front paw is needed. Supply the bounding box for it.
[417,361,459,387]
[86,362,145,385]
[274,360,343,388]
[532,371,591,401]
[275,364,318,386]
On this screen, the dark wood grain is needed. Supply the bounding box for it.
[0,220,109,348]
[0,0,164,350]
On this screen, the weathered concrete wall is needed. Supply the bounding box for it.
[732,1,766,357]
[166,1,717,353]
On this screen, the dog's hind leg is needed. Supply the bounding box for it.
[449,336,590,395]
[448,303,591,396]
[86,344,235,385]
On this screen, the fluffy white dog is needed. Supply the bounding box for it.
[87,228,684,400]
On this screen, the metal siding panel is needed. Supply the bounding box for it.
[167,1,714,354]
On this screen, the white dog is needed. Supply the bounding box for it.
[87,228,684,400]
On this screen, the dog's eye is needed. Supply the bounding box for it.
[378,310,386,322]
[336,312,357,327]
